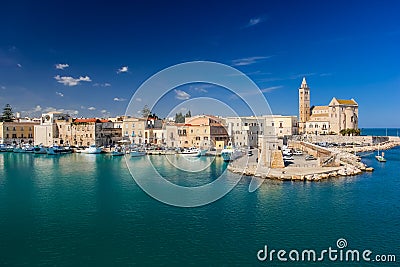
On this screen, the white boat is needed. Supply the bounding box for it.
[375,144,386,162]
[82,144,103,154]
[130,149,146,157]
[46,145,72,155]
[0,144,7,152]
[179,147,201,157]
[112,146,126,156]
[33,144,47,154]
[13,144,34,153]
[221,142,243,162]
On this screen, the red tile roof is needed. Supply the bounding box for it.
[73,118,111,123]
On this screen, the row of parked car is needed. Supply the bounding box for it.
[282,146,317,161]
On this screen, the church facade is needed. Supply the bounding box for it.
[298,77,359,135]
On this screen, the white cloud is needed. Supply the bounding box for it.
[88,106,96,111]
[54,75,92,86]
[56,92,64,97]
[231,56,271,66]
[190,84,212,93]
[17,63,22,68]
[175,89,190,100]
[93,82,111,87]
[135,98,142,102]
[113,97,127,102]
[43,106,79,115]
[117,66,128,73]
[260,86,283,93]
[101,109,107,113]
[55,63,69,70]
[246,17,265,27]
[33,105,42,112]
[1,85,5,90]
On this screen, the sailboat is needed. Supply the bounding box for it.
[375,143,386,162]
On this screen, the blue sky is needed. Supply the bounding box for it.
[0,0,399,127]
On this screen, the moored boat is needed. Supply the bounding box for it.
[221,142,243,162]
[13,144,34,153]
[130,149,146,157]
[178,147,201,157]
[46,145,73,155]
[82,144,103,154]
[33,144,47,154]
[112,146,126,156]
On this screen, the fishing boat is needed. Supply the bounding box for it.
[221,141,243,162]
[130,149,146,157]
[178,147,201,157]
[13,144,34,153]
[33,144,47,154]
[82,144,103,154]
[46,145,73,155]
[375,144,386,162]
[0,144,7,152]
[112,146,126,156]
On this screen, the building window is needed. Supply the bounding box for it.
[6,134,9,138]
[13,127,16,131]
[12,134,17,138]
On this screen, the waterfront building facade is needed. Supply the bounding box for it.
[0,121,39,144]
[226,115,298,148]
[121,117,146,144]
[34,112,122,146]
[172,115,229,148]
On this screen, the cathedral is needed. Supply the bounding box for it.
[298,77,359,135]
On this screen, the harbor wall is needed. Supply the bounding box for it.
[293,135,390,145]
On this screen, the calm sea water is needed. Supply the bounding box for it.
[361,128,400,137]
[0,147,399,266]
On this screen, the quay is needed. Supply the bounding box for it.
[228,137,400,181]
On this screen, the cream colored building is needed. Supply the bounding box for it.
[121,117,146,144]
[263,115,298,138]
[34,112,122,146]
[298,78,358,135]
[34,112,71,146]
[0,121,39,144]
[225,115,298,148]
[170,115,229,148]
[226,117,261,148]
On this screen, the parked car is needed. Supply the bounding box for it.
[305,155,317,160]
[283,155,294,161]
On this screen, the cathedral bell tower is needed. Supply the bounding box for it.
[298,77,310,134]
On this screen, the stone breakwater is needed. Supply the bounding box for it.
[338,140,400,153]
[228,139,400,181]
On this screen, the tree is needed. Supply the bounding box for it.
[185,110,191,118]
[141,105,151,118]
[1,104,14,122]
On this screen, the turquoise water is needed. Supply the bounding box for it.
[0,148,399,266]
